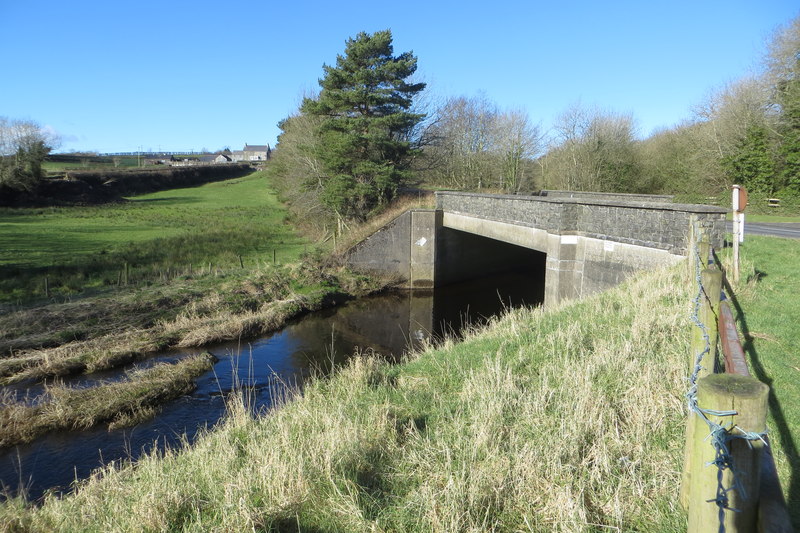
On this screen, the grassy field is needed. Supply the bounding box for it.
[0,171,307,302]
[41,159,140,172]
[42,155,205,172]
[0,171,392,449]
[725,235,800,524]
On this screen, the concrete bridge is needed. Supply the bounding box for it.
[347,191,727,306]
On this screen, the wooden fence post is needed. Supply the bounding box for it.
[682,267,724,508]
[687,374,769,533]
[689,268,721,378]
[698,234,711,272]
[700,268,723,371]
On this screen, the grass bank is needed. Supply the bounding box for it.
[0,263,377,383]
[723,235,800,526]
[0,262,384,445]
[1,261,695,531]
[3,236,794,531]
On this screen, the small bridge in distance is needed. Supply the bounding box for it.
[347,190,727,307]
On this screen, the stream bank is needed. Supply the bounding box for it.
[1,269,543,501]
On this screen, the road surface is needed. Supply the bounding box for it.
[725,222,800,239]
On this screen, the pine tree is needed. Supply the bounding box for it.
[301,30,425,221]
[722,125,775,194]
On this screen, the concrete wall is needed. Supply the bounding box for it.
[346,210,412,282]
[345,210,439,289]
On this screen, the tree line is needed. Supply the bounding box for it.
[6,19,797,223]
[269,19,799,235]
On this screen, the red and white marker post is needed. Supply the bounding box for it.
[732,185,748,282]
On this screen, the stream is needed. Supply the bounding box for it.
[0,270,543,501]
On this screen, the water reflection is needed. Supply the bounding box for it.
[0,270,542,501]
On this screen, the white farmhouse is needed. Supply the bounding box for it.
[232,144,271,162]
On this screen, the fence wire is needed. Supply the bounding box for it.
[685,223,768,532]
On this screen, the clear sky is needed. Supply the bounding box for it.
[1,0,798,154]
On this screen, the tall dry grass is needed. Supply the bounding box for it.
[0,354,216,449]
[1,263,692,532]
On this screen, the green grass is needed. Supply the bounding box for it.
[3,237,795,531]
[725,235,800,525]
[1,196,795,529]
[0,171,307,302]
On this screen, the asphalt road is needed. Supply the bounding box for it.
[726,221,800,239]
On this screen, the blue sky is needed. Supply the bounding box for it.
[1,0,797,154]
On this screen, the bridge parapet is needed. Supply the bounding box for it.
[539,190,675,203]
[435,191,726,255]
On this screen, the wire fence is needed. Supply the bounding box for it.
[681,220,791,532]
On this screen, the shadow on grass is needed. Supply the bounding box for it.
[128,197,202,205]
[721,272,800,528]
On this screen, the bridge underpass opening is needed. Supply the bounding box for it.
[436,227,546,309]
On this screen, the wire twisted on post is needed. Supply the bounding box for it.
[684,222,768,532]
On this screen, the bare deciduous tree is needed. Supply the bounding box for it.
[543,104,640,192]
[493,109,543,192]
[0,117,60,192]
[422,95,542,192]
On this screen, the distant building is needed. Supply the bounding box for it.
[199,153,233,164]
[144,154,174,165]
[232,143,271,162]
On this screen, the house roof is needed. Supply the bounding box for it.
[243,144,269,152]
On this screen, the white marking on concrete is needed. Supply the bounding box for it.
[604,241,615,252]
[415,237,427,247]
[561,235,578,245]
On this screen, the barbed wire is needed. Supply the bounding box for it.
[685,222,768,532]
